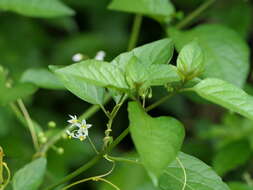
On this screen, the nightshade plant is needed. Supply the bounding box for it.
[0,0,252,190]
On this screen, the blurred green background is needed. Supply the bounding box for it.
[0,0,253,189]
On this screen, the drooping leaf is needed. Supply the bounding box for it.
[126,56,180,89]
[193,78,253,121]
[177,41,204,81]
[55,71,105,105]
[169,24,250,87]
[111,38,174,72]
[21,68,64,90]
[213,140,251,176]
[108,0,175,22]
[159,152,230,190]
[0,0,74,18]
[55,60,129,91]
[128,101,185,185]
[13,157,47,190]
[49,65,105,105]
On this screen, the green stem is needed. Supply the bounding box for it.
[45,127,129,190]
[45,13,144,189]
[0,163,10,190]
[45,90,176,189]
[39,13,143,157]
[87,136,99,155]
[44,90,174,190]
[106,155,140,165]
[175,0,216,29]
[36,95,111,157]
[17,99,40,151]
[62,177,120,190]
[128,14,143,51]
[9,103,42,133]
[145,93,174,112]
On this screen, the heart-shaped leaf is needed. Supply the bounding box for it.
[128,101,185,185]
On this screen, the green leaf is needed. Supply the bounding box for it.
[177,41,204,81]
[159,152,230,190]
[126,56,180,89]
[169,24,250,87]
[229,182,253,190]
[213,140,251,176]
[193,78,253,121]
[0,83,37,106]
[21,68,64,90]
[111,38,174,72]
[54,70,105,105]
[207,0,252,38]
[55,60,129,91]
[13,157,47,190]
[0,0,74,18]
[108,0,175,22]
[0,66,37,105]
[128,101,185,185]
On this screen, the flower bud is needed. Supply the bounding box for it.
[177,41,204,82]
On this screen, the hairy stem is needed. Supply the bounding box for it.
[176,0,216,29]
[128,14,142,51]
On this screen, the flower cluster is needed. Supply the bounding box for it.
[66,115,92,141]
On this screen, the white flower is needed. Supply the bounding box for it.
[95,50,106,61]
[66,116,92,141]
[67,115,80,127]
[80,119,92,129]
[72,53,84,62]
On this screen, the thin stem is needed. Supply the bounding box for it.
[0,162,11,190]
[45,92,176,189]
[9,103,42,132]
[176,157,187,190]
[61,177,120,190]
[44,128,129,190]
[100,105,110,118]
[127,14,143,51]
[96,178,120,190]
[1,163,10,189]
[106,155,140,165]
[87,136,99,154]
[243,173,253,186]
[145,93,174,112]
[176,0,216,29]
[37,95,111,157]
[62,161,116,190]
[104,94,127,148]
[17,99,39,151]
